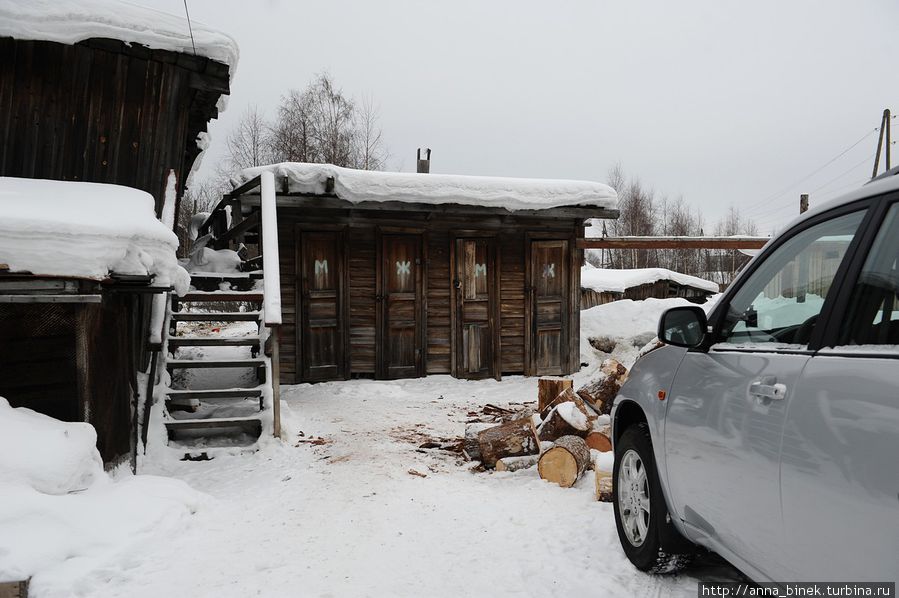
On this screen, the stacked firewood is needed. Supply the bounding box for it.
[463,359,629,502]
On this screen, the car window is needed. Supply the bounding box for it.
[838,202,899,349]
[716,210,866,349]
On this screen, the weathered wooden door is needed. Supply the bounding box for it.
[529,240,570,376]
[378,234,424,379]
[299,231,346,382]
[454,238,498,379]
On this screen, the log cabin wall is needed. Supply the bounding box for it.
[0,37,229,216]
[274,205,585,385]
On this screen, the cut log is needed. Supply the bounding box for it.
[463,423,495,461]
[592,450,614,502]
[576,358,628,415]
[585,430,612,452]
[537,402,590,442]
[539,387,591,421]
[477,418,540,468]
[537,377,573,412]
[495,455,540,472]
[537,435,591,488]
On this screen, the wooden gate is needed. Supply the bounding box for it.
[529,239,570,376]
[454,238,499,379]
[299,231,347,381]
[378,233,424,379]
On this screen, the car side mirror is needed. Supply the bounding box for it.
[658,306,707,349]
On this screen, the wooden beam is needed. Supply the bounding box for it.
[0,294,102,303]
[578,236,770,250]
[238,193,619,221]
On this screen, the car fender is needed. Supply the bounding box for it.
[611,343,691,544]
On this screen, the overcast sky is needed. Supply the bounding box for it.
[144,0,898,232]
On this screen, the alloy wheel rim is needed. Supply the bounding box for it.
[618,449,651,547]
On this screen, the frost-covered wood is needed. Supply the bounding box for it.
[537,402,590,442]
[537,435,591,488]
[476,418,540,469]
[577,359,628,415]
[537,377,573,412]
[495,455,540,472]
[539,387,591,421]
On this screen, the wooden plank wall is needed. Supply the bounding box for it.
[276,217,298,383]
[349,227,378,374]
[426,230,452,374]
[499,233,526,373]
[0,37,228,216]
[274,207,583,382]
[580,280,713,310]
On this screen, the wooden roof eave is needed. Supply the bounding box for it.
[237,192,620,222]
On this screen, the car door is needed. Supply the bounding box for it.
[780,198,899,581]
[663,207,868,581]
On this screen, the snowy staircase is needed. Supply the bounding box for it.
[158,170,283,458]
[162,279,270,455]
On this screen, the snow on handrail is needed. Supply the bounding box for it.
[260,171,282,325]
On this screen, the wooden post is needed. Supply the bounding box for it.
[270,325,282,438]
[886,108,892,171]
[800,194,809,214]
[873,109,888,178]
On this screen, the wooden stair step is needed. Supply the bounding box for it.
[180,292,263,302]
[166,358,266,370]
[171,312,261,322]
[168,337,261,348]
[165,388,264,400]
[164,416,262,432]
[189,272,264,282]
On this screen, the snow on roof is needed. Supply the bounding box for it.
[0,0,239,76]
[581,263,719,294]
[237,163,619,213]
[0,177,190,294]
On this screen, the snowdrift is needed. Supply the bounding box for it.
[0,398,206,591]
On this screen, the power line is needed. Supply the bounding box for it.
[806,154,875,195]
[183,0,197,56]
[743,127,879,212]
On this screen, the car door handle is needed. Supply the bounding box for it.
[749,380,787,400]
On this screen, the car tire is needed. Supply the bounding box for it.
[613,422,694,573]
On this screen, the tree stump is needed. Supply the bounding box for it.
[537,377,573,412]
[537,435,591,488]
[495,455,540,472]
[477,418,540,469]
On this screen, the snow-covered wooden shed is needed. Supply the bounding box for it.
[0,0,234,465]
[204,163,619,384]
[0,0,238,215]
[0,178,189,466]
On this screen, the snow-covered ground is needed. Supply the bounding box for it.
[2,297,742,596]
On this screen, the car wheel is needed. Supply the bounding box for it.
[613,422,694,573]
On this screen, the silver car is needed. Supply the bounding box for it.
[611,167,899,582]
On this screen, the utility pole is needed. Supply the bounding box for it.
[872,108,892,178]
[800,193,809,214]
